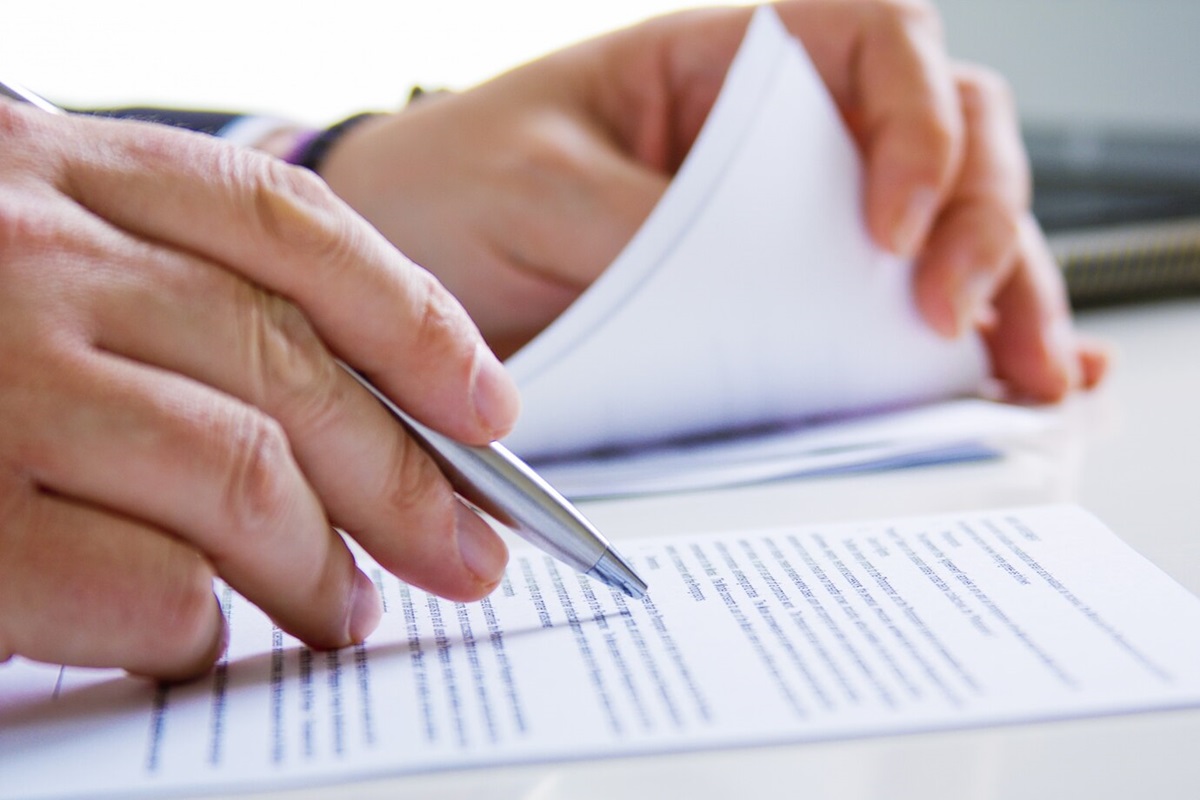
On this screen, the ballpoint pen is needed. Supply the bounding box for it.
[0,76,648,600]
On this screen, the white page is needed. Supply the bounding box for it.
[5,505,1200,800]
[503,8,986,459]
[534,398,1049,499]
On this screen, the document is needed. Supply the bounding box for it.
[5,505,1200,799]
[503,8,986,461]
[535,398,1049,499]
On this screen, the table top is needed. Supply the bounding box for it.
[216,297,1200,800]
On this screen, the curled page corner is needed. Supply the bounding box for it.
[502,6,985,462]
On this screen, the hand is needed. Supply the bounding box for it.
[0,102,518,681]
[319,0,1106,396]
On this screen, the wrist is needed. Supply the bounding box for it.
[284,112,383,174]
[306,111,397,218]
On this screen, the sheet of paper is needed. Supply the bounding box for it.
[503,8,986,460]
[534,398,1048,499]
[5,505,1200,800]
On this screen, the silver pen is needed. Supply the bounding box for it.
[0,76,648,600]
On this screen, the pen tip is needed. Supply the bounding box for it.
[589,550,648,600]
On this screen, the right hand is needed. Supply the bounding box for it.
[0,101,519,682]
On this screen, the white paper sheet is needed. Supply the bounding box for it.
[5,505,1200,800]
[503,8,987,460]
[534,398,1048,499]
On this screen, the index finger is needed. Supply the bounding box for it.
[53,112,519,444]
[779,0,964,255]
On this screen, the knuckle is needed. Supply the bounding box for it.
[238,288,344,429]
[955,64,1031,203]
[0,100,39,146]
[986,207,1022,259]
[114,121,214,179]
[0,192,57,271]
[246,156,357,261]
[990,197,1023,239]
[382,431,446,524]
[409,269,471,359]
[153,549,220,661]
[900,112,960,187]
[958,64,1015,113]
[923,115,959,165]
[515,115,594,184]
[965,201,1022,268]
[217,408,300,547]
[0,350,91,479]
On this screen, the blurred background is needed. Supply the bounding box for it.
[4,0,1198,303]
[3,0,1197,130]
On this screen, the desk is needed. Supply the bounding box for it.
[210,298,1199,799]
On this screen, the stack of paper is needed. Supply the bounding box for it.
[503,8,987,473]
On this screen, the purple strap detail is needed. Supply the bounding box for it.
[282,128,321,166]
[287,113,380,172]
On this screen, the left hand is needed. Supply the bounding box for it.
[317,0,1107,399]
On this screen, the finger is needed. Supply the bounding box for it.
[913,64,1029,337]
[55,113,517,444]
[783,0,964,256]
[592,6,756,172]
[1077,336,1111,389]
[982,215,1082,401]
[16,346,382,651]
[85,233,508,600]
[0,490,225,682]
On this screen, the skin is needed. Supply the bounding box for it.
[0,104,517,681]
[320,0,1108,392]
[0,0,1107,683]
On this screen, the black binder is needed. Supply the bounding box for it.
[1028,126,1200,306]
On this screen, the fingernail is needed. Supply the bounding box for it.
[456,504,508,586]
[893,187,939,257]
[470,342,520,439]
[1045,316,1082,391]
[201,597,230,667]
[348,569,383,643]
[929,294,959,338]
[956,271,997,335]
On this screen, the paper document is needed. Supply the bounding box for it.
[504,8,986,460]
[535,398,1047,499]
[5,505,1200,799]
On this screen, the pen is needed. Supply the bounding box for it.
[0,76,648,600]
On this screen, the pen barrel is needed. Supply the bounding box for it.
[0,77,65,114]
[399,415,612,573]
[333,359,616,574]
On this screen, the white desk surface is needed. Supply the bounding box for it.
[208,296,1199,800]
